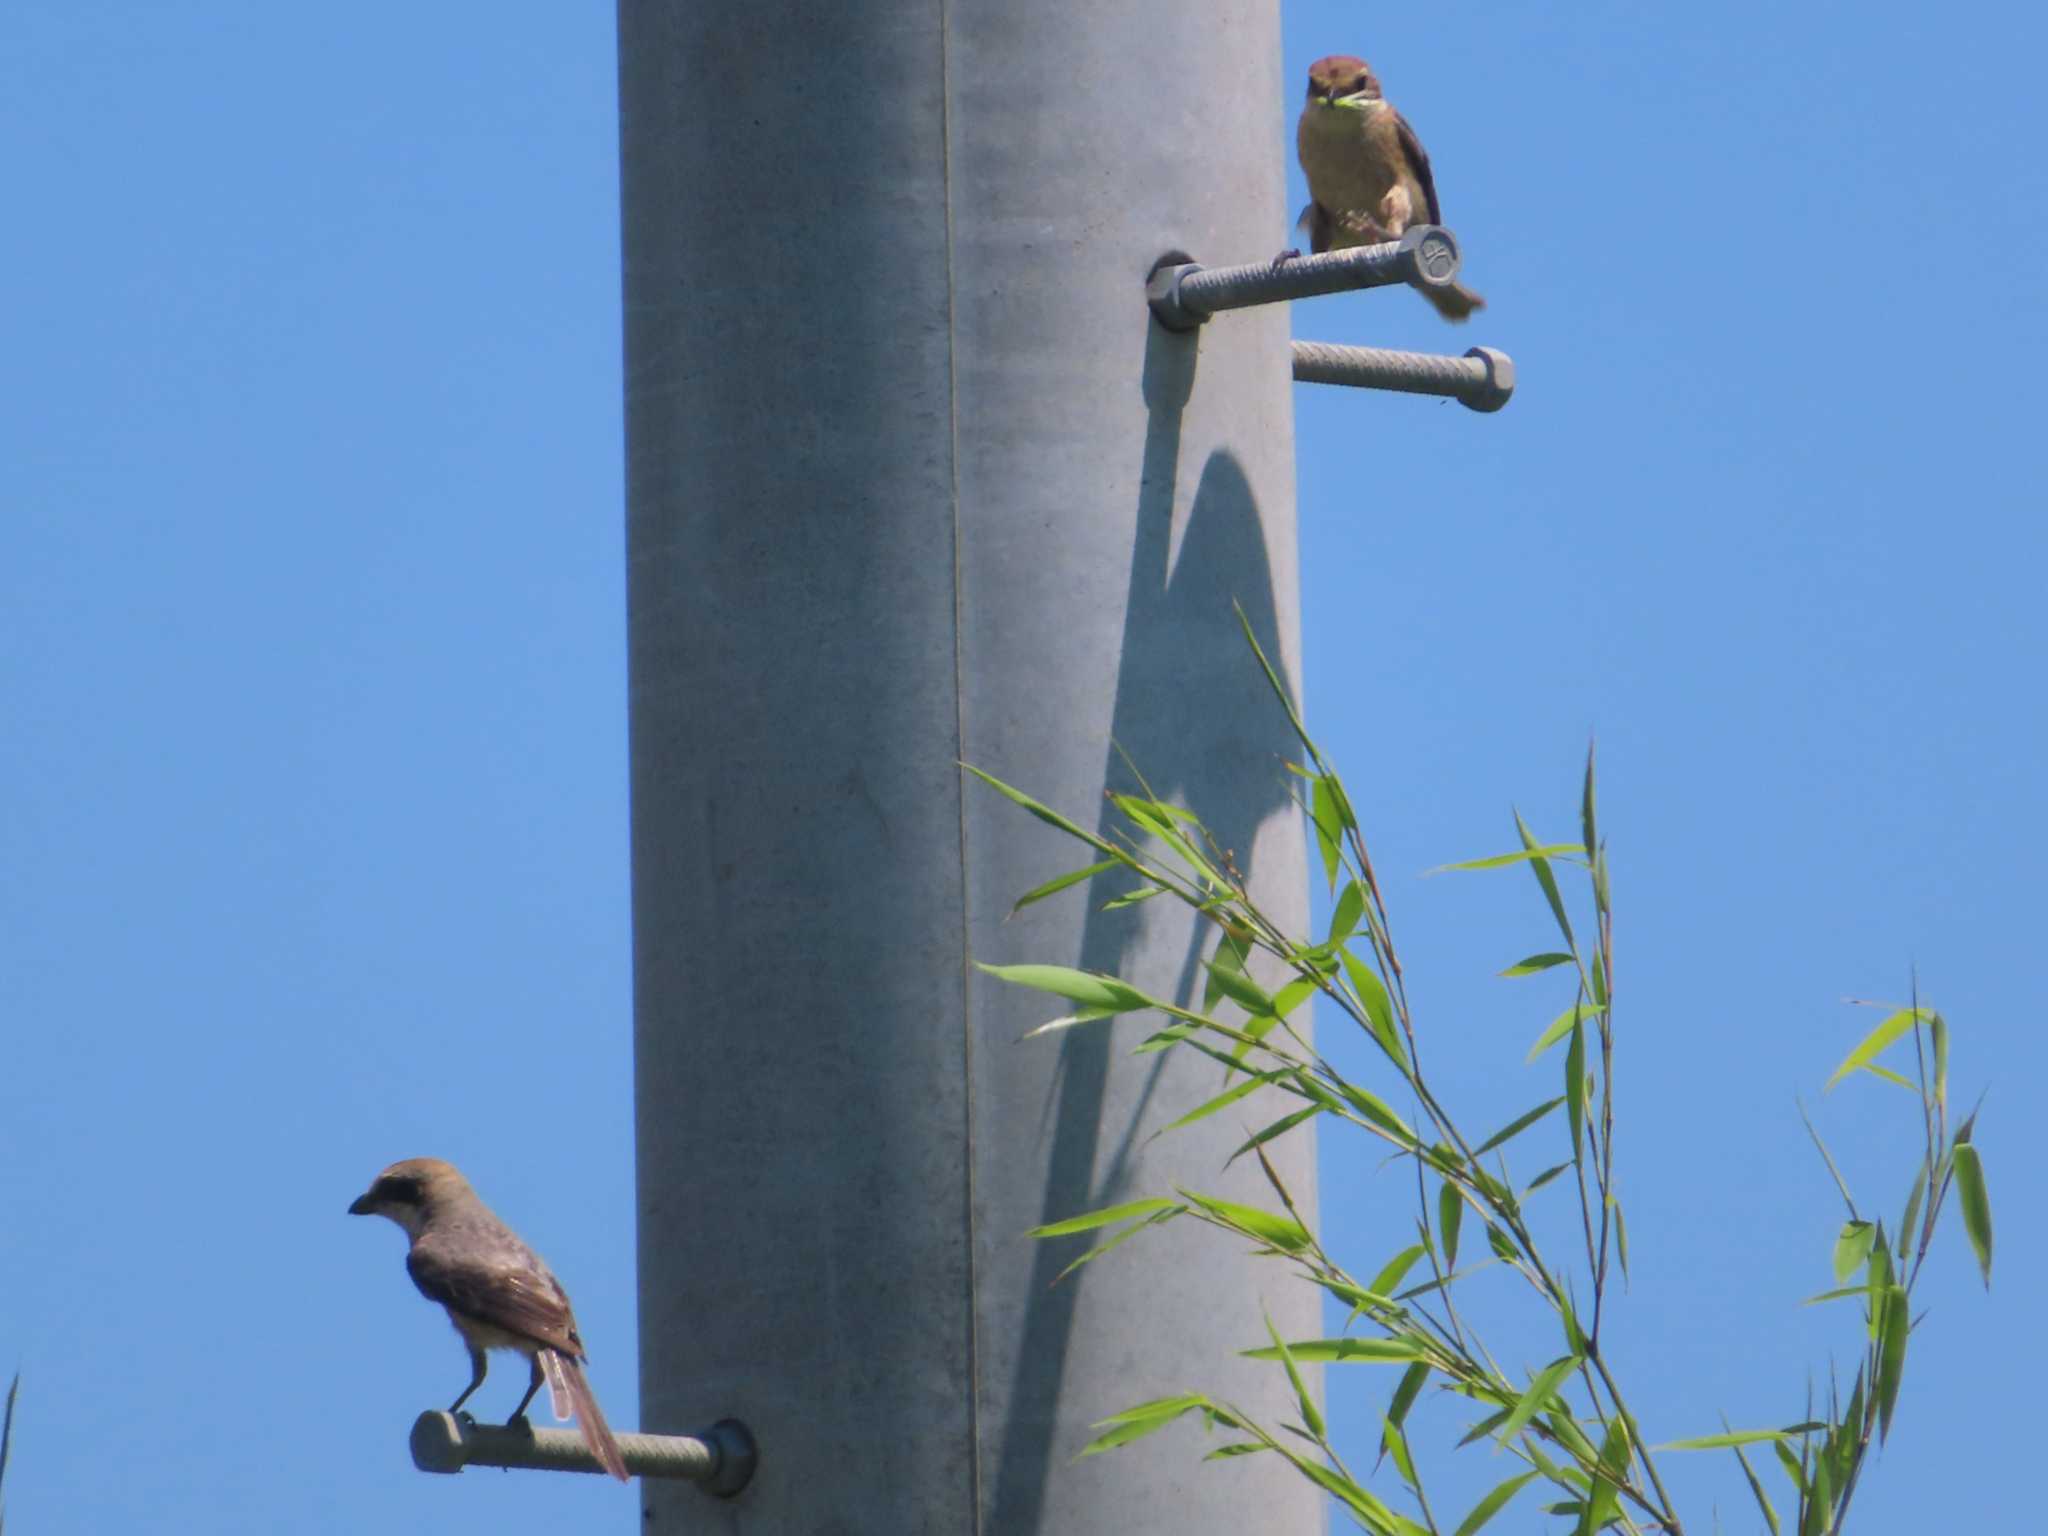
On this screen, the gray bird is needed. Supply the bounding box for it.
[1295,53,1486,322]
[349,1157,630,1481]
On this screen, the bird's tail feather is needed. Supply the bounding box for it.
[547,1349,629,1482]
[1424,280,1485,321]
[539,1349,572,1420]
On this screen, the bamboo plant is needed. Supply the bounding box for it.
[970,610,1993,1536]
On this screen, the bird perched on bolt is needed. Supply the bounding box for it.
[1293,53,1486,322]
[349,1157,630,1482]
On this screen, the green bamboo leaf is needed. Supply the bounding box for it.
[1499,952,1574,978]
[1132,1022,1199,1054]
[1730,1434,1782,1536]
[1380,1387,1428,1489]
[1385,1360,1429,1434]
[1580,743,1599,860]
[1113,795,1219,885]
[1474,1096,1566,1157]
[1263,1313,1325,1439]
[1832,1220,1877,1284]
[1330,879,1366,943]
[1564,1018,1586,1159]
[963,763,1116,852]
[1520,1165,1570,1201]
[1612,1195,1631,1282]
[1311,777,1345,890]
[1452,1470,1539,1536]
[978,962,1154,1014]
[1231,1011,1281,1065]
[1543,1409,1599,1467]
[1204,959,1277,1018]
[1154,1071,1286,1138]
[1956,1101,1983,1144]
[1875,1283,1909,1442]
[1557,1289,1587,1358]
[1272,1440,1415,1535]
[1496,1354,1581,1447]
[1079,1393,1207,1455]
[1582,1416,1629,1531]
[1233,601,1313,746]
[1796,1098,1858,1220]
[1228,1105,1324,1163]
[1029,1197,1183,1238]
[1797,1286,1871,1307]
[1514,1440,1567,1488]
[1952,1142,1993,1289]
[1333,1080,1417,1146]
[1383,1421,1418,1489]
[1398,1263,1495,1304]
[1515,809,1577,949]
[1900,1157,1929,1250]
[1930,1010,1949,1113]
[1100,883,1169,911]
[1429,844,1585,874]
[1243,1337,1429,1365]
[1658,1429,1797,1450]
[1272,975,1319,1018]
[1830,1371,1865,1488]
[1772,1437,1805,1496]
[1438,1180,1464,1269]
[1089,1392,1211,1426]
[1010,858,1119,915]
[1824,1006,1930,1091]
[1315,1275,1402,1317]
[1050,1206,1179,1283]
[1369,1244,1427,1298]
[1325,773,1360,834]
[1,1368,18,1533]
[1866,1228,1893,1339]
[1203,930,1251,1012]
[1203,1442,1268,1460]
[1457,1406,1513,1448]
[1019,1005,1120,1041]
[1805,1448,1833,1536]
[1486,1225,1519,1266]
[1159,1030,1274,1080]
[1529,1000,1592,1063]
[966,765,1097,835]
[1340,948,1407,1067]
[1181,1191,1311,1253]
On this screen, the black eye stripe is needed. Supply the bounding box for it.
[376,1175,424,1205]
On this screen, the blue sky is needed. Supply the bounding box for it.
[2,4,2038,1532]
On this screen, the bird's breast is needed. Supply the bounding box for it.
[1297,102,1404,212]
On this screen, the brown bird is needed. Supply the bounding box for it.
[1295,54,1485,321]
[349,1157,630,1482]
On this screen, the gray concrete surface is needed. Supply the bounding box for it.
[619,4,1321,1530]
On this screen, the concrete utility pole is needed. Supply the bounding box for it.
[618,4,1319,1531]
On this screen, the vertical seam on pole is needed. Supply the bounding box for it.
[936,3,985,1531]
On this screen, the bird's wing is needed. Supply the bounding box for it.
[1391,110,1444,226]
[407,1243,586,1358]
[1298,201,1334,256]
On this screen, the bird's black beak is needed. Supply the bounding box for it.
[348,1191,377,1215]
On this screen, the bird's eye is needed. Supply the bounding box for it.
[376,1175,422,1205]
